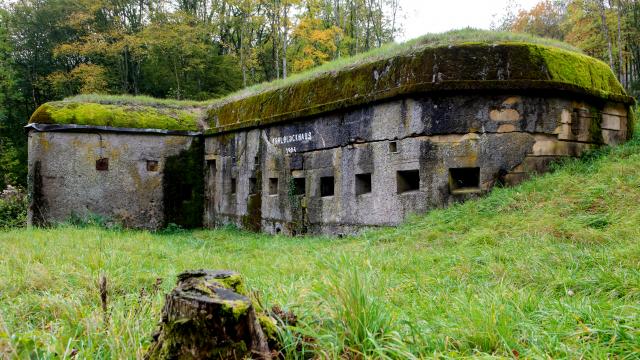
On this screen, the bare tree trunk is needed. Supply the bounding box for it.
[364,0,372,50]
[273,0,280,79]
[599,0,615,70]
[615,0,625,83]
[173,60,181,99]
[353,0,359,54]
[282,1,289,79]
[334,0,341,58]
[240,14,247,87]
[390,0,398,41]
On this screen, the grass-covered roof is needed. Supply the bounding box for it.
[28,29,633,133]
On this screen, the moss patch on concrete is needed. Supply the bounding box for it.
[534,45,624,98]
[29,101,200,131]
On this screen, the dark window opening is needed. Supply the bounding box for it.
[320,176,335,197]
[269,178,279,195]
[292,177,305,196]
[397,170,420,193]
[207,159,217,170]
[389,141,398,153]
[249,177,258,194]
[146,160,159,172]
[254,155,260,168]
[230,178,237,194]
[96,158,109,171]
[355,173,372,195]
[449,167,480,193]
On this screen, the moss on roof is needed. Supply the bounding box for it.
[204,42,631,133]
[28,29,633,133]
[29,101,201,131]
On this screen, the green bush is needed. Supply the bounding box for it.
[0,186,27,229]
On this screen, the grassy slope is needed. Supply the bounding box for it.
[1,127,640,358]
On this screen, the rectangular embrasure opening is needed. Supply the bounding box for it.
[269,178,278,195]
[397,170,419,193]
[292,177,305,196]
[389,141,398,153]
[355,173,372,195]
[96,158,109,171]
[249,177,258,194]
[146,160,159,172]
[320,176,335,197]
[230,178,237,194]
[449,167,480,193]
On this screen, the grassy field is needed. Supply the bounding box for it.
[2,126,640,358]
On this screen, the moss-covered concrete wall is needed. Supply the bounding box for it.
[204,94,631,235]
[27,131,200,229]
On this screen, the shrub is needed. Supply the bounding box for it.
[0,185,27,229]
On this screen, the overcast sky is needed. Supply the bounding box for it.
[397,0,541,41]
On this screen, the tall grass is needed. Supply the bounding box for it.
[305,257,414,359]
[1,124,639,358]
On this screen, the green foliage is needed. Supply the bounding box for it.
[0,10,27,189]
[2,126,640,358]
[0,189,27,229]
[65,212,116,229]
[134,12,243,100]
[161,223,185,234]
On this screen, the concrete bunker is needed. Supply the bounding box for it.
[26,40,635,235]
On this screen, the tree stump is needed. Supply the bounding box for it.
[146,270,272,360]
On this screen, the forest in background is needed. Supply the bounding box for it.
[0,0,639,191]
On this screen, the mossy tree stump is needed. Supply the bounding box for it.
[146,270,272,360]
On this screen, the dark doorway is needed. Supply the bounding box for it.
[163,140,204,228]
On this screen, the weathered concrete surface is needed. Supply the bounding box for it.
[28,131,202,229]
[204,94,630,235]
